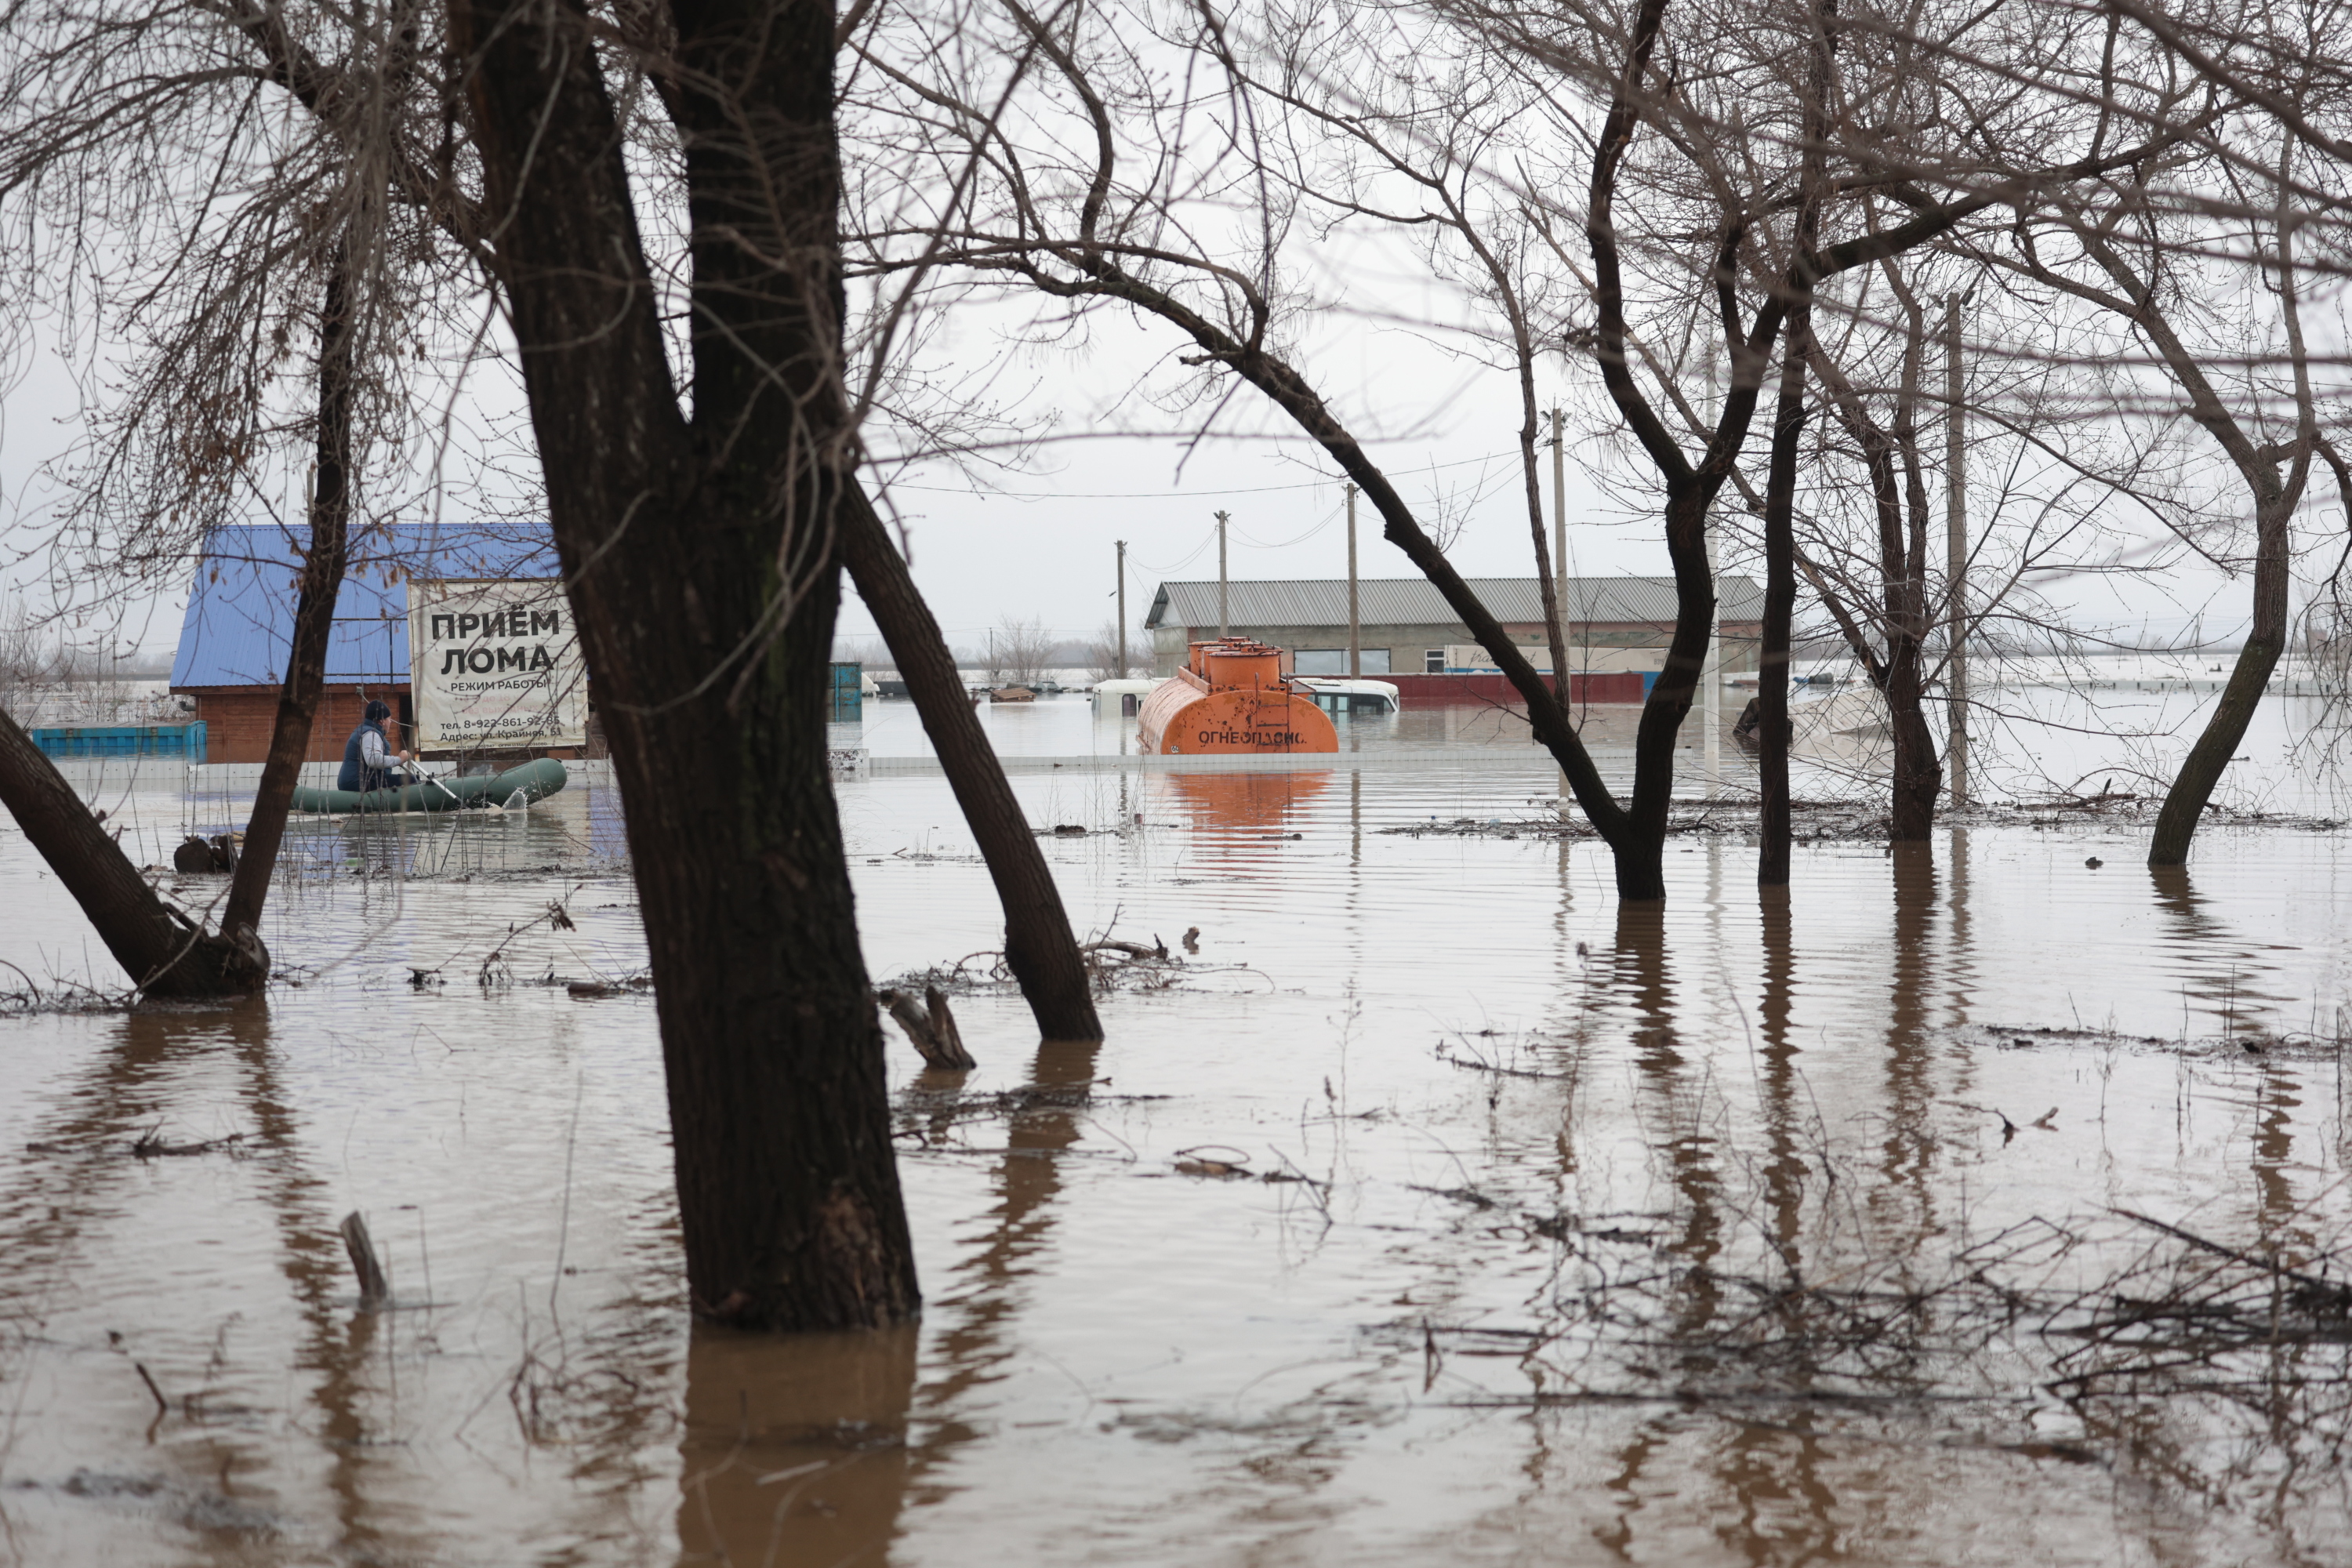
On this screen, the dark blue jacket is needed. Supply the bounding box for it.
[338,722,395,793]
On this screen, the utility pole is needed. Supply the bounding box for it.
[1702,348,1721,795]
[1944,296,1970,806]
[1550,408,1570,806]
[1215,510,1230,637]
[1345,485,1360,677]
[1550,408,1566,662]
[1115,539,1127,679]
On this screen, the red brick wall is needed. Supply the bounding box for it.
[1381,671,1646,706]
[180,684,584,764]
[180,685,412,765]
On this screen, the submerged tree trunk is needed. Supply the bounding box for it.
[222,242,356,942]
[1758,342,1806,887]
[837,485,1101,1040]
[2148,495,2290,865]
[459,0,917,1330]
[0,706,267,996]
[1883,287,1945,844]
[1759,0,1828,888]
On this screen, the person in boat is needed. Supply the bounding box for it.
[339,699,419,793]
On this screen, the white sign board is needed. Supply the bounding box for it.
[408,579,586,750]
[1445,643,1555,673]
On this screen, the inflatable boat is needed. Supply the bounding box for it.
[290,757,569,815]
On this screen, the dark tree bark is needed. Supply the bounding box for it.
[1583,0,1805,896]
[836,485,1101,1040]
[1880,283,1949,844]
[2148,489,2291,864]
[456,0,917,1330]
[1758,342,1806,887]
[1755,0,1831,888]
[223,242,356,942]
[0,706,267,996]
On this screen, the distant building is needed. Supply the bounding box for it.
[170,524,561,764]
[1143,576,1762,677]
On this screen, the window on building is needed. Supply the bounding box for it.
[1296,648,1392,675]
[1425,648,1446,673]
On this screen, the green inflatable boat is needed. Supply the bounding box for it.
[290,757,570,815]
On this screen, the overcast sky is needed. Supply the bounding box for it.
[0,224,2287,669]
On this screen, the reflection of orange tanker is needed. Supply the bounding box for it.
[1160,769,1332,832]
[1137,639,1339,754]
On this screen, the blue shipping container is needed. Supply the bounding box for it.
[31,721,208,763]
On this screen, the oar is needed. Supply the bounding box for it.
[408,765,466,808]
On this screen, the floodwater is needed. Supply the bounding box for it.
[5,692,2352,1566]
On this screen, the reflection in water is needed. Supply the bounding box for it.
[2148,863,2291,1036]
[915,1037,1101,1455]
[11,762,2352,1565]
[1757,887,1804,1258]
[1878,845,1940,1259]
[1611,902,1722,1334]
[1159,768,1332,834]
[675,1325,918,1566]
[0,1001,420,1561]
[2147,864,2309,1245]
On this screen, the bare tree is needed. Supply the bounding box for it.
[846,0,2190,897]
[985,615,1055,688]
[1987,6,2352,864]
[1084,620,1146,683]
[0,0,458,990]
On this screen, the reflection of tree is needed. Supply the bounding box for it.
[0,1003,412,1559]
[1591,900,1846,1563]
[223,1004,400,1563]
[673,1323,918,1566]
[2148,865,2306,1243]
[1757,888,1804,1259]
[0,1001,688,1563]
[1871,845,1941,1269]
[2147,863,2291,1036]
[668,1035,1105,1563]
[1611,902,1722,1338]
[909,1040,1102,1458]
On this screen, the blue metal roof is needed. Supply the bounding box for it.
[171,523,558,689]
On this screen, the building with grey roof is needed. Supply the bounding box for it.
[1143,576,1762,677]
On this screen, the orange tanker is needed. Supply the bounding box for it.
[1137,638,1340,755]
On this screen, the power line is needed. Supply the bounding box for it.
[1229,499,1345,550]
[880,448,1515,501]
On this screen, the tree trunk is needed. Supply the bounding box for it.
[223,241,356,942]
[1759,0,1830,888]
[1885,655,1942,840]
[0,705,266,996]
[1886,288,1944,844]
[1613,482,1719,902]
[1759,343,1806,887]
[836,485,1101,1040]
[2149,493,2290,865]
[1810,338,1947,850]
[458,0,918,1331]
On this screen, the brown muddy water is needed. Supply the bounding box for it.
[5,707,2352,1566]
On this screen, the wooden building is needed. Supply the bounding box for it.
[170,524,562,765]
